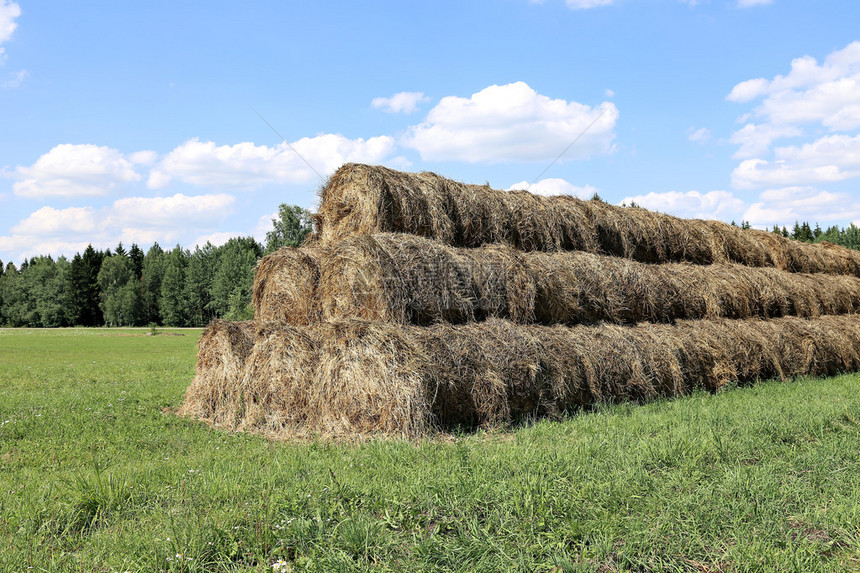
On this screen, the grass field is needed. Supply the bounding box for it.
[1,328,859,572]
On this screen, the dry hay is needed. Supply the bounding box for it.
[258,233,860,326]
[176,320,255,427]
[315,163,860,275]
[180,314,860,438]
[252,247,321,324]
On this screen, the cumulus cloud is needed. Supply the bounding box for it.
[743,186,860,227]
[0,1,21,63]
[617,190,745,220]
[149,134,395,189]
[14,144,143,198]
[402,81,618,163]
[727,41,860,189]
[371,91,429,114]
[2,193,234,261]
[728,123,802,159]
[508,178,597,198]
[732,134,860,188]
[727,41,860,131]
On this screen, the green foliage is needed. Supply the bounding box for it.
[66,245,105,326]
[265,204,313,254]
[1,256,69,327]
[98,255,145,327]
[185,242,219,326]
[159,246,191,327]
[142,243,166,325]
[128,243,144,281]
[2,329,860,571]
[211,236,262,318]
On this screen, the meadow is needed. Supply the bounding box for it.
[1,328,859,572]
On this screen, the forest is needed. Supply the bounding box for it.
[0,205,312,328]
[0,211,858,328]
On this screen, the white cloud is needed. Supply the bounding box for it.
[193,232,243,249]
[0,1,20,63]
[604,88,615,98]
[253,212,277,244]
[2,193,235,261]
[728,123,802,159]
[2,68,26,88]
[617,190,745,220]
[508,178,597,198]
[688,127,711,144]
[402,81,618,163]
[743,186,860,227]
[732,133,860,188]
[128,150,158,166]
[371,91,429,114]
[14,144,142,198]
[727,42,860,189]
[149,134,395,189]
[727,41,860,131]
[565,0,613,8]
[736,0,773,7]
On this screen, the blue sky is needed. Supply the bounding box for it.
[1,0,859,263]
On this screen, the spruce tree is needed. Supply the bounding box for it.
[129,243,144,281]
[66,245,105,326]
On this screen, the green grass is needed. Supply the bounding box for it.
[1,328,859,572]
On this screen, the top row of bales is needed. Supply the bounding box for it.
[314,164,860,276]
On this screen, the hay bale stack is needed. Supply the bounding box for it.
[182,315,860,438]
[255,233,860,326]
[181,164,860,439]
[177,320,255,428]
[316,164,860,275]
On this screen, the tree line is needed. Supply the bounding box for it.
[0,205,312,327]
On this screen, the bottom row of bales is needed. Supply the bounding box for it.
[179,314,860,439]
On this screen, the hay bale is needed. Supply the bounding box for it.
[316,164,860,275]
[191,314,860,438]
[176,320,256,428]
[234,322,319,434]
[252,247,321,325]
[318,234,534,325]
[312,233,860,326]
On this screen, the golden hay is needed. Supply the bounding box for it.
[180,314,860,438]
[315,164,860,275]
[257,233,860,326]
[176,320,255,427]
[252,247,321,324]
